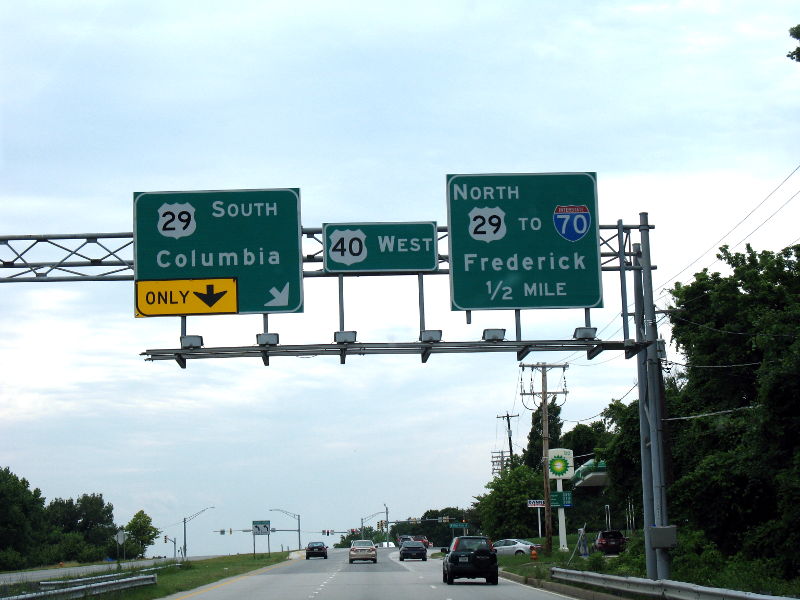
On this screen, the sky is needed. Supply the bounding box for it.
[1,1,799,557]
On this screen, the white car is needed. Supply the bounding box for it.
[349,540,377,563]
[493,538,542,556]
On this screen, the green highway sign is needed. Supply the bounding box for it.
[450,522,471,528]
[134,189,303,315]
[252,520,271,535]
[323,222,438,273]
[446,173,603,310]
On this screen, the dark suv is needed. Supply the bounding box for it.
[441,536,498,585]
[594,530,627,554]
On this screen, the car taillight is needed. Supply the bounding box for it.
[452,539,459,551]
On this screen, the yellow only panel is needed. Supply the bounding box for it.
[135,278,238,317]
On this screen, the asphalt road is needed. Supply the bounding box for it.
[156,548,566,600]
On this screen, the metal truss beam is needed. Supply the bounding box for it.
[0,223,651,282]
[142,339,648,368]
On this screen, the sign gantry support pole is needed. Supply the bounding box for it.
[635,213,670,580]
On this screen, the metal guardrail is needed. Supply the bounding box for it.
[6,574,156,599]
[37,562,180,588]
[551,568,787,600]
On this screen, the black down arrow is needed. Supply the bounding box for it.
[194,284,227,307]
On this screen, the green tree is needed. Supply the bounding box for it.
[522,399,563,469]
[124,510,160,558]
[787,25,800,62]
[0,467,47,569]
[668,244,800,578]
[560,421,611,459]
[46,497,81,538]
[474,464,543,540]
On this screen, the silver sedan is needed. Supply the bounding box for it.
[493,538,542,556]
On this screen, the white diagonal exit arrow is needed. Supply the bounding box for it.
[264,283,290,307]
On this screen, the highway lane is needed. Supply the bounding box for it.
[158,548,569,600]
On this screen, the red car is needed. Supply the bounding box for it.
[412,535,432,548]
[594,530,627,554]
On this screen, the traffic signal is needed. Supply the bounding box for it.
[164,535,168,543]
[229,529,233,535]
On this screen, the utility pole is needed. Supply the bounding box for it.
[520,363,568,554]
[496,412,518,464]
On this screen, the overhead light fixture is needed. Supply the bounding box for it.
[256,333,279,346]
[334,331,357,343]
[180,335,204,349]
[482,328,506,341]
[419,330,442,342]
[573,327,598,340]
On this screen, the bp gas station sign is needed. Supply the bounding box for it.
[446,173,603,310]
[134,189,303,316]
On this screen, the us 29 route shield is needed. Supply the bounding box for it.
[446,173,603,310]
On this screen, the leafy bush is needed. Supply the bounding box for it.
[606,533,645,577]
[0,548,25,571]
[585,551,606,572]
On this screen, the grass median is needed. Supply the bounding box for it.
[102,553,290,600]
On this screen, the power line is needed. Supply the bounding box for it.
[729,188,800,252]
[663,405,757,421]
[668,313,796,338]
[665,360,763,369]
[653,162,800,295]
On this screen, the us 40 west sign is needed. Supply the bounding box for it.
[134,189,303,316]
[323,222,438,273]
[447,173,603,310]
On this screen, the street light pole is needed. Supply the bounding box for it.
[384,504,389,543]
[361,510,383,541]
[270,508,301,550]
[182,506,214,560]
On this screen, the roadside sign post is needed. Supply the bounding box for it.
[252,520,271,557]
[134,189,303,316]
[549,448,574,551]
[447,173,602,311]
[528,499,545,538]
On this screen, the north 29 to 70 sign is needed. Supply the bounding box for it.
[447,173,603,310]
